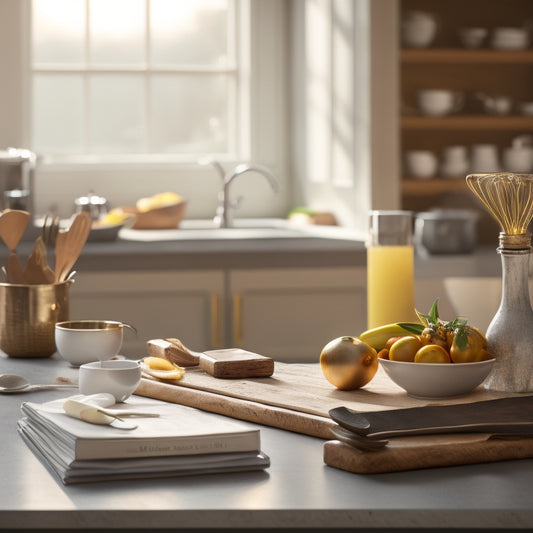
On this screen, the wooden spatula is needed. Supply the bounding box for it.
[147,337,275,378]
[0,209,30,284]
[22,236,55,284]
[54,212,92,282]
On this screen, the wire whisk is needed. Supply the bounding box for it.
[466,173,533,236]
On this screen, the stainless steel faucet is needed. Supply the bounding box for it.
[203,161,280,228]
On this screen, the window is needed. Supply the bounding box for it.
[0,0,288,219]
[31,0,248,161]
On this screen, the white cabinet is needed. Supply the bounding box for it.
[228,268,367,363]
[69,267,367,363]
[69,270,224,357]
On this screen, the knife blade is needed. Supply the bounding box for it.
[329,396,533,439]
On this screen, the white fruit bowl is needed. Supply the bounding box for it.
[379,357,495,399]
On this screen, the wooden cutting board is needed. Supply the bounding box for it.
[135,362,533,473]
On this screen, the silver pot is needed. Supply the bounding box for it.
[414,208,479,255]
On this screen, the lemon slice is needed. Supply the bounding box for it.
[140,359,185,381]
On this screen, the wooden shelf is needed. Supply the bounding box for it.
[402,115,533,130]
[401,49,533,64]
[402,178,469,195]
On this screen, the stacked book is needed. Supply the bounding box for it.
[18,395,269,484]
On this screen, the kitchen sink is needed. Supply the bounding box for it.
[118,218,363,242]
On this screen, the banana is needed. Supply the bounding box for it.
[359,322,424,351]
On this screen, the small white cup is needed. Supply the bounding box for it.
[470,144,501,173]
[503,147,533,173]
[55,320,134,367]
[404,150,438,178]
[481,95,513,116]
[79,359,142,402]
[401,11,437,48]
[417,90,464,116]
[519,102,533,116]
[491,27,529,50]
[459,27,488,49]
[440,145,470,178]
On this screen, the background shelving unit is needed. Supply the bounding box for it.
[400,0,533,244]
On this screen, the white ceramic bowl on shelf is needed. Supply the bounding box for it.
[379,358,495,399]
[459,27,488,49]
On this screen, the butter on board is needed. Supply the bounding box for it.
[146,338,274,379]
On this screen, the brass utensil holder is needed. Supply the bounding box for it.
[0,281,70,358]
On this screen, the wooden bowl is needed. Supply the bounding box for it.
[122,201,187,230]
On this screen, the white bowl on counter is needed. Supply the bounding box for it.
[379,358,495,399]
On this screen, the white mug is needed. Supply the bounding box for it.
[440,145,469,178]
[470,144,500,173]
[404,150,438,179]
[402,11,437,48]
[417,90,464,116]
[503,147,533,173]
[79,360,142,402]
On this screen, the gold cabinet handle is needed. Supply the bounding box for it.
[232,293,242,346]
[210,293,222,349]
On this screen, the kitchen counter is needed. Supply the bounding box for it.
[1,354,533,531]
[3,227,503,277]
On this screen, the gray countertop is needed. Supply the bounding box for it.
[3,232,503,276]
[1,354,532,531]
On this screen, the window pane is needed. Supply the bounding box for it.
[88,75,145,153]
[89,0,146,65]
[32,74,84,154]
[150,74,229,153]
[150,0,230,66]
[32,0,85,65]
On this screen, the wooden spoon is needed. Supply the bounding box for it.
[0,209,30,284]
[54,211,92,283]
[23,236,55,284]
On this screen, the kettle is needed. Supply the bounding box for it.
[0,148,36,213]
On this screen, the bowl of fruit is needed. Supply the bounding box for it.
[360,299,495,399]
[119,192,187,230]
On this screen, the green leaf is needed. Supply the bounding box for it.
[397,322,425,334]
[453,326,469,350]
[428,298,440,323]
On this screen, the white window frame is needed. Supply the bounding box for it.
[0,0,289,220]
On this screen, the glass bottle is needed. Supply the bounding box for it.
[484,232,533,392]
[366,210,418,329]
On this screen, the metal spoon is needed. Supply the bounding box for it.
[0,373,78,393]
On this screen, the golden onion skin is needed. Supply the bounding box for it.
[320,336,378,390]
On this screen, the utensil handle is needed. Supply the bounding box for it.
[30,384,78,391]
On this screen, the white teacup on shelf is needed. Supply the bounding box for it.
[491,27,529,50]
[477,93,513,116]
[458,27,488,49]
[519,102,533,116]
[470,144,501,173]
[502,146,533,173]
[404,150,438,179]
[417,89,464,116]
[401,11,437,48]
[440,145,470,178]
